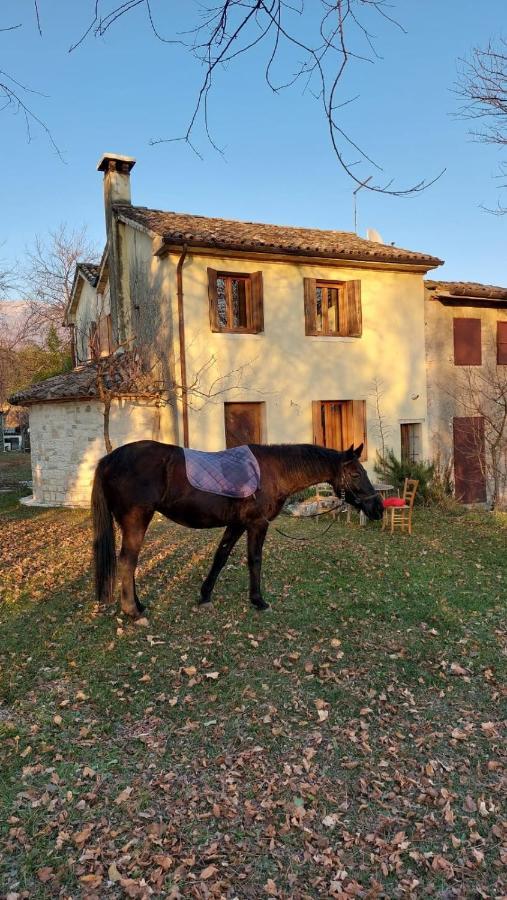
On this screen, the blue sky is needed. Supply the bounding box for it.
[1,1,506,285]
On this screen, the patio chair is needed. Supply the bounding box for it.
[382,478,419,535]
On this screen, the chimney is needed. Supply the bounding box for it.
[97,152,136,238]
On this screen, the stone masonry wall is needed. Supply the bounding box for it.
[27,399,163,508]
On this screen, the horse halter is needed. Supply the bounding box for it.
[339,461,379,505]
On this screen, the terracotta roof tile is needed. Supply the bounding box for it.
[77,262,100,287]
[115,205,443,269]
[426,280,507,302]
[9,354,150,406]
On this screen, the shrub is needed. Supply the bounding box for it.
[374,449,435,505]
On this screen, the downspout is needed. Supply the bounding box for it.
[176,244,189,447]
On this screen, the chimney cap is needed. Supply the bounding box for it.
[97,153,136,173]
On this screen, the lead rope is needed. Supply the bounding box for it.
[271,490,348,543]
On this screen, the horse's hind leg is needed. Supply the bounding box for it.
[199,524,245,605]
[118,508,153,619]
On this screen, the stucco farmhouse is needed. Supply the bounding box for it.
[10,153,507,508]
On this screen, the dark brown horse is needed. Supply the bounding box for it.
[92,441,383,618]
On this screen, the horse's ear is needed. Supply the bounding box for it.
[354,443,364,459]
[345,444,355,459]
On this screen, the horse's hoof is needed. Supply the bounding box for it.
[123,607,142,620]
[251,598,270,611]
[198,595,212,606]
[135,601,146,614]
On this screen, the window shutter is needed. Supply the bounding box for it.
[497,321,507,364]
[351,400,367,460]
[304,278,317,335]
[251,271,264,332]
[106,314,113,353]
[207,268,219,331]
[453,318,481,365]
[312,401,324,445]
[345,281,362,336]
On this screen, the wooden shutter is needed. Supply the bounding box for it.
[106,314,113,352]
[208,268,219,331]
[453,318,481,365]
[304,278,317,335]
[312,401,324,445]
[351,400,367,460]
[497,321,507,364]
[251,271,264,332]
[344,281,362,336]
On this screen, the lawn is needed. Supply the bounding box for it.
[0,483,505,898]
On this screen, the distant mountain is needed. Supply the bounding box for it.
[0,300,43,346]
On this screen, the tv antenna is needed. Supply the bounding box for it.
[353,176,372,234]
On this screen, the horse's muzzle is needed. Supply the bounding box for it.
[363,494,384,521]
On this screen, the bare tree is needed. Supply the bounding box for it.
[368,377,391,474]
[92,343,252,453]
[456,38,507,212]
[22,224,99,344]
[447,360,507,509]
[1,5,61,155]
[71,0,442,197]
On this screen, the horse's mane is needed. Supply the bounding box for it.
[255,443,345,481]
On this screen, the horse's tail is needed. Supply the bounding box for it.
[91,461,116,604]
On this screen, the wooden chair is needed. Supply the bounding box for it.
[382,478,419,535]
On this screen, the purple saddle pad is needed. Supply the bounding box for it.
[184,445,261,498]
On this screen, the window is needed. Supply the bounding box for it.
[453,318,481,365]
[400,423,422,463]
[497,321,507,365]
[304,279,362,337]
[312,399,367,460]
[208,269,264,333]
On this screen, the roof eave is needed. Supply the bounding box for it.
[155,237,442,272]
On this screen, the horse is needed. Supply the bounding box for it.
[91,440,384,618]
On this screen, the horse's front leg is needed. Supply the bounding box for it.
[247,522,269,610]
[118,509,153,619]
[199,524,246,605]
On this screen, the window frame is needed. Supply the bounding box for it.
[400,422,422,463]
[208,269,264,334]
[304,278,362,338]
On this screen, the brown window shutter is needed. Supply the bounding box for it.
[207,268,219,331]
[312,401,324,445]
[351,400,367,460]
[453,318,481,365]
[344,281,362,336]
[497,321,507,364]
[106,314,113,353]
[304,278,317,335]
[251,271,264,332]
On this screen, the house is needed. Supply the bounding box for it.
[11,152,443,507]
[425,280,507,506]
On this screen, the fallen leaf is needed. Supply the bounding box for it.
[115,785,133,805]
[37,867,53,883]
[200,864,218,880]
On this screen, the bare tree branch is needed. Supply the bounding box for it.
[72,0,444,197]
[456,38,507,212]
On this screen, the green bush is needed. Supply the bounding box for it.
[374,449,435,505]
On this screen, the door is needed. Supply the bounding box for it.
[453,416,486,503]
[224,402,263,448]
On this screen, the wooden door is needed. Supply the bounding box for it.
[453,416,486,503]
[224,402,263,448]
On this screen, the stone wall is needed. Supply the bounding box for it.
[25,399,165,508]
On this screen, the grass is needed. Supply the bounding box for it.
[0,477,505,897]
[0,452,32,513]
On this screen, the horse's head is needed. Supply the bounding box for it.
[332,444,384,520]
